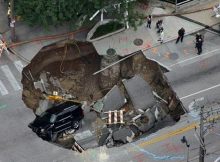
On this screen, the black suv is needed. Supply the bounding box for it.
[28,101,84,142]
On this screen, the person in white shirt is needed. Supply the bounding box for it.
[157,27,164,44]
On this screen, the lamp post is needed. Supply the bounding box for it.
[181,136,190,162]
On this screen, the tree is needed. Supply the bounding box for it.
[15,0,144,29]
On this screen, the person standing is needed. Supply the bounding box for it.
[176,27,185,44]
[146,15,152,28]
[196,37,203,55]
[156,20,163,33]
[158,27,164,44]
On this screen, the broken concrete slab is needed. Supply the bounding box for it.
[34,80,45,92]
[39,72,50,90]
[122,75,156,110]
[91,99,104,113]
[98,127,110,146]
[102,85,127,112]
[152,103,167,121]
[74,130,98,149]
[112,127,133,144]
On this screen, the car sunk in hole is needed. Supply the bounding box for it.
[28,101,84,142]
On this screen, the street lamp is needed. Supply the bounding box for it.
[181,136,190,162]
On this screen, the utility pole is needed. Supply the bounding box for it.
[199,105,205,162]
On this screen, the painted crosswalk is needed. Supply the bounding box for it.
[0,80,8,95]
[1,65,21,91]
[13,60,24,73]
[0,60,24,96]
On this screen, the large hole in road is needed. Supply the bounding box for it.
[21,40,185,151]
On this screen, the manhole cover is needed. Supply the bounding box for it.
[106,48,116,55]
[133,39,143,46]
[169,52,179,60]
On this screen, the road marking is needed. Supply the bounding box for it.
[179,83,220,100]
[139,115,220,148]
[14,60,24,73]
[215,157,220,162]
[139,122,197,147]
[169,48,220,68]
[1,65,21,91]
[131,143,184,160]
[0,80,8,95]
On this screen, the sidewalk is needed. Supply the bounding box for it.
[143,31,220,70]
[92,7,204,57]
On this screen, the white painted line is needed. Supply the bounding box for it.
[0,80,8,95]
[1,65,21,91]
[180,83,220,100]
[169,48,220,68]
[14,60,24,73]
[214,157,220,162]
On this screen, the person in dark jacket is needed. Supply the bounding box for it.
[156,20,163,33]
[196,38,203,55]
[146,15,152,28]
[176,27,185,44]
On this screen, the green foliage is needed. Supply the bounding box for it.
[91,21,124,39]
[15,0,144,29]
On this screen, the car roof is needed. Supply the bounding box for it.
[46,101,81,115]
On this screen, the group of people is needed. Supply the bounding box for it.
[176,28,204,55]
[146,15,164,44]
[146,15,204,55]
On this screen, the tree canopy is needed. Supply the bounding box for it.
[15,0,144,29]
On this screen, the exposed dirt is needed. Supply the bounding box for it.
[21,40,184,119]
[22,41,102,111]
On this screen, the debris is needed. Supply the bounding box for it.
[105,109,125,125]
[71,141,84,153]
[112,127,134,144]
[98,127,110,146]
[34,80,46,92]
[153,91,168,104]
[102,85,127,112]
[28,70,34,81]
[122,75,156,110]
[91,99,104,113]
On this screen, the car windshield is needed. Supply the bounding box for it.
[40,112,56,123]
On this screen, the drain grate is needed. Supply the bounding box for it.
[106,48,116,55]
[133,39,143,46]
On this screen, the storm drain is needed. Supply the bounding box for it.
[106,48,116,55]
[133,39,143,46]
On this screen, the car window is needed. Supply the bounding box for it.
[39,112,53,123]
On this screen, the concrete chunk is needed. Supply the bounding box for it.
[123,75,156,110]
[102,85,127,112]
